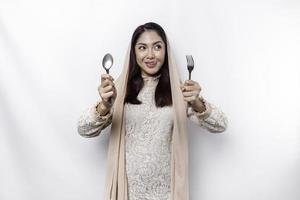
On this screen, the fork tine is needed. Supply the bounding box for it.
[190,55,194,65]
[186,55,194,66]
[186,55,194,80]
[186,55,190,65]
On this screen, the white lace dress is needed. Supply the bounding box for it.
[78,76,228,200]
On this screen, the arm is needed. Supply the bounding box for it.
[77,101,113,138]
[187,99,228,133]
[78,73,116,138]
[181,80,227,133]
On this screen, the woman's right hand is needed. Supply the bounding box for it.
[97,74,117,110]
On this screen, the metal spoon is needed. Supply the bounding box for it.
[102,53,113,74]
[101,53,114,105]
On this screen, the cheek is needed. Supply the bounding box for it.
[157,51,166,63]
[136,51,146,61]
[135,53,146,67]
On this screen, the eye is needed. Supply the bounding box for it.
[154,44,162,50]
[138,45,146,50]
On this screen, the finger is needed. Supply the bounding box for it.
[101,75,114,85]
[101,75,109,83]
[183,96,197,102]
[184,80,197,85]
[102,85,114,93]
[182,91,198,97]
[181,82,192,91]
[98,83,114,95]
[102,77,114,84]
[183,85,198,92]
[180,84,185,91]
[101,79,114,87]
[183,81,195,88]
[181,86,197,92]
[101,91,114,100]
[101,74,114,80]
[184,81,202,92]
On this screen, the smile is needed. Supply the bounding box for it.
[145,62,157,68]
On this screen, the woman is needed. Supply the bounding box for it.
[78,22,227,200]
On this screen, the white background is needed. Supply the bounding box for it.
[0,0,299,199]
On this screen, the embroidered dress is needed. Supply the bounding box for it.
[78,76,227,200]
[124,76,173,200]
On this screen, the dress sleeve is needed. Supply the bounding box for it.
[187,99,228,133]
[77,101,113,138]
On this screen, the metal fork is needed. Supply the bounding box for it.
[186,55,194,80]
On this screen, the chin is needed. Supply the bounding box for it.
[145,69,160,76]
[142,65,162,75]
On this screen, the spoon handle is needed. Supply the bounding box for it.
[107,69,112,104]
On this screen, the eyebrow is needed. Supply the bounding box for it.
[136,41,164,46]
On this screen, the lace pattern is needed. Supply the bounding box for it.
[77,101,113,137]
[125,79,172,200]
[77,76,228,200]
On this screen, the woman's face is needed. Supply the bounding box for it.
[135,30,166,77]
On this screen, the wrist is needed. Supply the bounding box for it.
[190,96,206,113]
[101,99,112,109]
[96,101,111,116]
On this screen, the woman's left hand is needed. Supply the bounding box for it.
[181,80,206,112]
[180,80,201,104]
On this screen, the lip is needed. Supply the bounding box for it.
[145,61,157,68]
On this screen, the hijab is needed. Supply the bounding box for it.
[103,40,189,200]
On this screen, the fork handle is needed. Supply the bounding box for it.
[189,71,191,80]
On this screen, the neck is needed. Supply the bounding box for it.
[141,73,161,82]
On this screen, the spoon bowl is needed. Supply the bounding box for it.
[102,53,113,74]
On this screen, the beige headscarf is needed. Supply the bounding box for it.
[104,41,189,200]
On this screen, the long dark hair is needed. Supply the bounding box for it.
[124,22,172,107]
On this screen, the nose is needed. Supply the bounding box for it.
[146,49,155,59]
